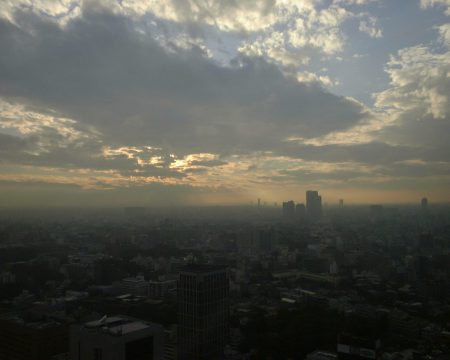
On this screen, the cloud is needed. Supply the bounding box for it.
[296,71,336,87]
[0,1,448,204]
[0,9,369,158]
[421,0,450,15]
[358,16,382,38]
[373,38,450,151]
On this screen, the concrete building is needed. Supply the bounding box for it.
[337,332,381,360]
[306,191,322,220]
[114,275,149,297]
[70,315,164,360]
[421,197,428,212]
[307,350,338,360]
[296,203,306,220]
[177,264,229,360]
[149,280,176,299]
[164,325,177,360]
[282,200,295,220]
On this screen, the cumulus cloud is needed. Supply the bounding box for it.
[358,16,382,38]
[373,38,450,155]
[421,0,450,15]
[296,71,336,87]
[0,9,368,156]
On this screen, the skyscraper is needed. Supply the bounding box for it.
[282,200,295,220]
[306,191,322,220]
[177,264,229,360]
[296,203,306,220]
[421,197,428,212]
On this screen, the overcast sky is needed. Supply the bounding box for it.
[0,0,449,207]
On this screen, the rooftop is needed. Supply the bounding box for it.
[179,264,227,274]
[83,315,159,336]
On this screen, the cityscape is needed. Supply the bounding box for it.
[1,193,450,359]
[1,0,450,359]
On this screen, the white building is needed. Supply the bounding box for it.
[114,275,149,296]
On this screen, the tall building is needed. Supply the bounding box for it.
[296,203,306,219]
[282,200,295,220]
[70,315,164,360]
[421,197,428,212]
[339,199,344,208]
[306,191,322,220]
[177,264,229,360]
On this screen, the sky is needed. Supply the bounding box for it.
[0,0,449,207]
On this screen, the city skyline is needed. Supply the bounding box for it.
[1,0,450,206]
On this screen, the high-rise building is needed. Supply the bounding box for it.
[296,203,306,219]
[421,197,428,212]
[177,264,229,360]
[339,199,344,208]
[70,315,164,360]
[306,191,322,220]
[282,200,295,219]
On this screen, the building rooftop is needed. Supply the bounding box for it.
[179,264,227,274]
[83,315,160,336]
[0,313,66,330]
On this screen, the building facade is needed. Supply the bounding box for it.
[177,264,229,360]
[70,315,164,360]
[306,190,322,220]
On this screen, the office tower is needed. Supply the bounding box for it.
[70,315,164,360]
[257,198,261,208]
[282,200,295,219]
[296,203,306,219]
[255,227,274,253]
[306,191,322,220]
[177,264,229,360]
[339,199,344,208]
[421,197,428,212]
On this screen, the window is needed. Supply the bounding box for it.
[93,348,102,360]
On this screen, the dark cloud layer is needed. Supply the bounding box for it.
[0,8,368,156]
